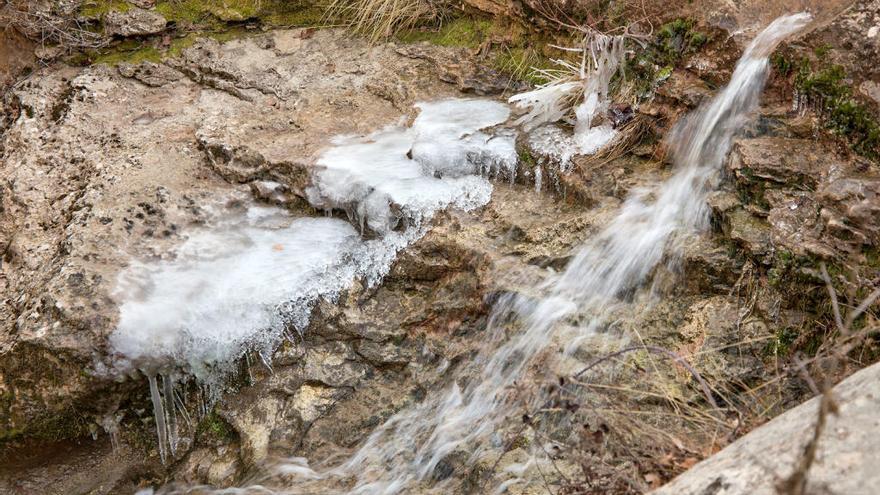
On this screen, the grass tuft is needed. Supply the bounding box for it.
[325,0,442,42]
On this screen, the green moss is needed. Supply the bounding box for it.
[94,44,163,65]
[154,0,219,25]
[813,43,832,59]
[621,18,709,99]
[79,0,131,18]
[764,326,799,357]
[197,411,236,442]
[655,18,708,66]
[262,6,325,27]
[795,62,880,159]
[397,17,493,49]
[154,0,322,28]
[493,47,555,86]
[517,148,535,168]
[865,247,880,269]
[1,411,91,443]
[771,52,795,77]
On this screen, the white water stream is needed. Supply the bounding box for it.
[141,12,810,493]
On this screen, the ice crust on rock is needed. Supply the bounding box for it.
[528,124,617,172]
[307,99,515,234]
[110,98,514,385]
[111,208,363,380]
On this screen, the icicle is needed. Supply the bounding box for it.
[258,350,274,374]
[162,374,178,456]
[148,374,168,464]
[100,412,123,453]
[534,166,543,192]
[174,389,193,429]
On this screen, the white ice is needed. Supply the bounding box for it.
[110,98,515,384]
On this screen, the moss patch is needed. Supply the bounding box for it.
[196,410,237,443]
[773,48,880,160]
[396,17,493,49]
[623,18,709,99]
[795,62,880,159]
[79,0,131,18]
[154,0,324,27]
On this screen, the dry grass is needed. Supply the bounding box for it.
[500,263,880,494]
[323,0,442,43]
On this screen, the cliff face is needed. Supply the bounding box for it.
[0,1,878,493]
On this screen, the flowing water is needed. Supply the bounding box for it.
[150,12,810,494]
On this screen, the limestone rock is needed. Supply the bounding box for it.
[725,137,880,259]
[117,61,182,87]
[104,8,167,37]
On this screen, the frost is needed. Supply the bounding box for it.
[110,97,516,463]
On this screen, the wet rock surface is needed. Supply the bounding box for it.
[103,7,167,37]
[0,27,461,446]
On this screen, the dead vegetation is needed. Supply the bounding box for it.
[496,262,879,494]
[0,1,106,50]
[324,0,444,42]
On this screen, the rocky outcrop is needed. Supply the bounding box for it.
[715,136,880,261]
[653,361,880,495]
[0,28,470,443]
[1,3,878,493]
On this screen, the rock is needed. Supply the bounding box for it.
[727,137,880,259]
[117,61,182,87]
[728,138,835,190]
[0,28,464,445]
[397,45,527,96]
[725,208,772,255]
[654,362,880,495]
[103,8,167,37]
[34,45,64,61]
[0,29,35,92]
[655,71,712,108]
[176,446,241,486]
[676,296,768,386]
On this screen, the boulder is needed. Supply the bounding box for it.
[654,362,880,495]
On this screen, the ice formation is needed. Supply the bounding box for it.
[509,34,626,166]
[307,99,516,234]
[175,13,810,494]
[109,98,516,462]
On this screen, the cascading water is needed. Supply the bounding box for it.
[157,12,811,495]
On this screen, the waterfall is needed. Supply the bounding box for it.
[177,12,811,495]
